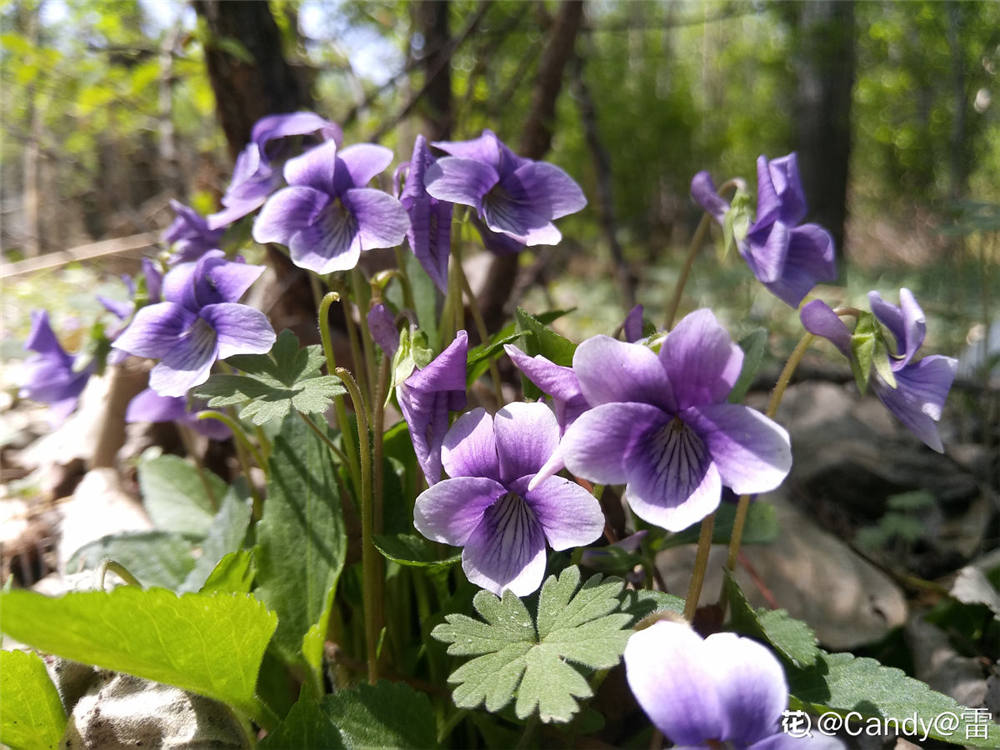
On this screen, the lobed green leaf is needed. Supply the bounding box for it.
[0,650,67,750]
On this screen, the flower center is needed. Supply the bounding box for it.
[644,418,709,497]
[483,492,537,552]
[320,197,359,249]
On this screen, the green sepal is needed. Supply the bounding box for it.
[850,312,878,396]
[722,187,753,260]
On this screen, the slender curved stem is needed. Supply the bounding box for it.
[393,246,417,313]
[683,513,715,621]
[335,366,380,684]
[98,560,142,589]
[351,269,378,404]
[297,410,350,466]
[372,356,391,535]
[724,332,815,573]
[664,212,712,330]
[319,292,362,497]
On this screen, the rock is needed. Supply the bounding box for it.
[656,491,908,650]
[63,672,243,749]
[905,616,989,710]
[57,468,152,573]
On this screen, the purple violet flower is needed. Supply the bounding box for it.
[252,141,410,274]
[424,129,586,253]
[163,200,224,264]
[398,330,468,486]
[112,250,275,398]
[126,387,231,441]
[552,310,791,532]
[625,621,841,749]
[623,303,644,343]
[800,289,957,452]
[19,310,93,422]
[692,154,836,308]
[208,111,342,230]
[399,134,453,291]
[414,402,604,596]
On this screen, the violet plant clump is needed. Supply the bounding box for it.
[9,110,994,750]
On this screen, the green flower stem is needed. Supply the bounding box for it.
[393,246,417,314]
[337,281,372,414]
[665,212,712,330]
[334,366,381,684]
[351,268,379,403]
[452,241,505,404]
[664,178,744,331]
[319,292,363,499]
[724,332,815,574]
[97,560,142,589]
[682,513,715,621]
[196,411,265,471]
[372,355,391,535]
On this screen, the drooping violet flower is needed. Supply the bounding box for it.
[126,388,231,441]
[208,111,342,230]
[398,330,468,486]
[623,303,644,343]
[163,200,224,264]
[414,402,604,596]
[366,303,399,358]
[553,310,791,532]
[252,141,410,274]
[692,153,836,308]
[398,134,453,291]
[424,129,586,254]
[19,310,93,422]
[801,289,957,452]
[112,250,275,398]
[625,621,842,749]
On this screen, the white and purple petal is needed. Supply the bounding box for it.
[872,355,956,453]
[623,419,723,532]
[684,403,791,495]
[112,302,196,360]
[745,219,792,285]
[868,288,925,367]
[401,134,452,291]
[763,153,807,225]
[661,309,742,410]
[283,140,339,194]
[406,330,468,393]
[461,492,548,597]
[431,129,503,169]
[252,186,330,246]
[515,475,604,551]
[708,632,789,744]
[561,402,668,487]
[504,344,588,431]
[573,335,675,410]
[760,223,836,308]
[200,303,275,359]
[492,402,560,484]
[624,622,726,744]
[442,408,500,481]
[398,386,452,486]
[343,187,410,251]
[149,317,220,397]
[337,143,394,188]
[506,161,586,220]
[413,475,508,546]
[690,170,730,224]
[424,156,499,211]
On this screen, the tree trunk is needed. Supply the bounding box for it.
[792,0,855,261]
[415,1,453,141]
[479,0,585,332]
[192,0,309,160]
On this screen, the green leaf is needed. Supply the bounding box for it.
[255,414,347,666]
[67,531,196,589]
[373,533,461,569]
[432,566,633,723]
[259,697,346,750]
[466,324,523,385]
[180,485,253,592]
[655,500,779,550]
[850,312,879,396]
[138,453,225,536]
[621,589,685,626]
[404,250,440,352]
[721,188,753,260]
[323,681,437,749]
[724,570,819,668]
[199,549,255,594]
[728,328,769,403]
[788,650,1000,746]
[0,588,277,721]
[195,329,346,425]
[515,308,577,367]
[0,650,66,750]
